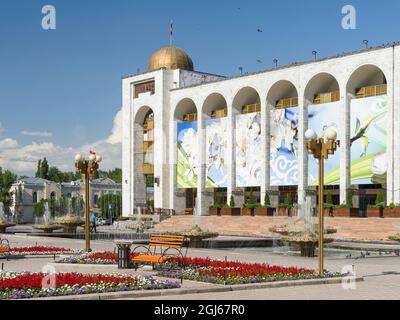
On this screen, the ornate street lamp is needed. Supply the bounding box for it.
[305,127,338,276]
[75,152,102,252]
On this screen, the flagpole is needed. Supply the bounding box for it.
[169,20,173,47]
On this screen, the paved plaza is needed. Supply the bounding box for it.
[1,233,400,300]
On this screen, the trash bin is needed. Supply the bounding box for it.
[116,241,133,269]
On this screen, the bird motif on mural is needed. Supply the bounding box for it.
[350,117,376,157]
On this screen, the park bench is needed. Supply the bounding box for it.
[131,234,187,270]
[0,239,10,260]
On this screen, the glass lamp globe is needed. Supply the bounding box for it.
[305,129,317,140]
[75,154,84,162]
[325,127,337,141]
[95,155,102,163]
[89,154,96,161]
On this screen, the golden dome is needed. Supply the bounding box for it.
[148,46,194,72]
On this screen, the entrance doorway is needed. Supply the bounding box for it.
[185,189,197,210]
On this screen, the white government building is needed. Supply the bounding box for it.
[122,43,400,217]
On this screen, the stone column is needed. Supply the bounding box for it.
[260,99,270,204]
[340,88,351,205]
[387,54,396,204]
[196,114,213,216]
[297,94,308,218]
[169,118,185,215]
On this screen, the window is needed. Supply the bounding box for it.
[134,80,155,98]
[94,195,98,206]
[33,192,38,204]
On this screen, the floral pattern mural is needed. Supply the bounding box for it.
[177,121,198,188]
[350,95,387,184]
[235,113,262,187]
[206,118,228,188]
[270,107,299,186]
[308,102,341,186]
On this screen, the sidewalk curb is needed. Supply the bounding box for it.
[29,276,364,300]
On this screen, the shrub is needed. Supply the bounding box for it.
[229,196,235,208]
[374,191,385,208]
[346,189,354,208]
[284,194,293,209]
[324,192,333,209]
[263,193,271,208]
[210,197,222,210]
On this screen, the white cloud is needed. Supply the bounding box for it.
[20,131,53,138]
[0,138,19,149]
[0,110,122,175]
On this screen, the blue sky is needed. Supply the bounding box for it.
[1,0,400,175]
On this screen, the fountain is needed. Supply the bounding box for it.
[0,202,16,233]
[176,225,219,248]
[33,202,62,234]
[270,198,336,257]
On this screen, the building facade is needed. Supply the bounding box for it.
[122,43,400,217]
[9,177,122,223]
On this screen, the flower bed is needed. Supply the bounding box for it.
[57,252,139,265]
[157,257,342,285]
[0,246,74,256]
[0,272,180,299]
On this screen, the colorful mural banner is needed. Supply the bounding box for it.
[270,107,299,186]
[235,112,262,187]
[308,102,341,186]
[177,121,198,189]
[350,95,387,185]
[206,118,228,188]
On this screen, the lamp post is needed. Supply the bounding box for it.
[75,152,102,252]
[305,127,338,276]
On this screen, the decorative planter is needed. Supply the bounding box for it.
[367,208,383,218]
[220,208,241,216]
[242,208,254,216]
[333,208,360,218]
[254,208,274,216]
[278,208,288,216]
[209,208,221,216]
[383,208,400,218]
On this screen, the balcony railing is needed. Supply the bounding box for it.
[276,97,299,109]
[355,84,387,99]
[182,113,198,122]
[313,91,340,105]
[211,108,227,119]
[241,103,261,114]
[143,141,153,152]
[143,163,154,175]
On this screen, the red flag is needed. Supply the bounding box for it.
[89,150,96,155]
[170,20,173,36]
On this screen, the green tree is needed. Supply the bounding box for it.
[35,159,42,178]
[98,194,122,219]
[40,158,49,180]
[33,200,46,217]
[0,167,17,215]
[99,169,122,183]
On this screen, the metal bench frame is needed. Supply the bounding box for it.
[131,234,188,282]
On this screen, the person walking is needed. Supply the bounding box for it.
[90,212,97,233]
